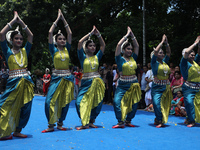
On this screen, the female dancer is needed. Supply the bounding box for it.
[151,34,172,128]
[42,9,74,133]
[76,26,105,130]
[0,11,34,140]
[180,36,200,127]
[42,68,51,96]
[112,27,141,128]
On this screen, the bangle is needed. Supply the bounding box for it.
[53,22,57,27]
[22,25,27,30]
[131,36,136,40]
[89,32,93,37]
[7,23,12,29]
[65,24,69,28]
[124,36,127,40]
[97,34,101,38]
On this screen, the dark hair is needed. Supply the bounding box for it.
[10,31,22,40]
[122,42,132,50]
[55,33,65,41]
[189,50,195,55]
[174,71,181,75]
[177,90,183,94]
[85,39,95,47]
[143,65,148,68]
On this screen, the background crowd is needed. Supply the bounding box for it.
[0,59,186,118]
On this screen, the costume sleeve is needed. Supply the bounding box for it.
[131,52,138,61]
[77,48,86,69]
[180,57,191,81]
[49,43,56,57]
[96,50,103,62]
[151,54,158,76]
[66,42,71,53]
[194,54,200,64]
[24,42,32,56]
[163,55,170,64]
[115,55,123,72]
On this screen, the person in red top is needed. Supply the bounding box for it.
[73,66,82,99]
[175,97,186,117]
[170,71,183,97]
[42,68,51,96]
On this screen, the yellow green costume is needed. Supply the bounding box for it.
[151,54,172,124]
[75,48,105,126]
[44,43,74,126]
[0,40,34,138]
[113,53,141,123]
[180,54,200,123]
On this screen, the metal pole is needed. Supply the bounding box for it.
[143,0,146,65]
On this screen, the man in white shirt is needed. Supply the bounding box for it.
[138,65,148,109]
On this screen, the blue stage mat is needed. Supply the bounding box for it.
[1,95,200,150]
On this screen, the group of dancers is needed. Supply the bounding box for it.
[0,10,200,140]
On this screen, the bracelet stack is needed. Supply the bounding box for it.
[97,34,101,38]
[23,25,28,30]
[124,36,127,40]
[131,36,136,40]
[53,22,57,27]
[7,23,12,29]
[65,24,69,28]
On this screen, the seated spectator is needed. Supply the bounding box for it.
[169,91,183,115]
[170,71,183,98]
[175,97,186,117]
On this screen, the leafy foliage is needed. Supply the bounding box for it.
[0,0,199,72]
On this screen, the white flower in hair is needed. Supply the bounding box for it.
[121,39,129,53]
[53,30,63,45]
[83,37,93,53]
[6,26,21,45]
[150,48,155,59]
[182,48,187,56]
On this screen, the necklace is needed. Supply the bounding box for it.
[11,49,24,67]
[58,48,66,61]
[124,57,133,67]
[86,55,96,70]
[161,63,168,76]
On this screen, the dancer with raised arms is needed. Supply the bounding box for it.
[0,11,34,140]
[76,26,105,130]
[112,27,141,128]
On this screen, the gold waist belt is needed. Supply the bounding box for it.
[119,75,137,82]
[185,81,200,89]
[153,78,170,85]
[9,69,29,79]
[82,72,101,80]
[52,69,71,77]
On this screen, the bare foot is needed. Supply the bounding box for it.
[0,135,12,140]
[125,123,135,127]
[13,132,27,138]
[156,124,165,128]
[187,123,195,127]
[112,124,125,129]
[41,127,54,133]
[57,126,67,131]
[76,125,89,130]
[89,123,98,128]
